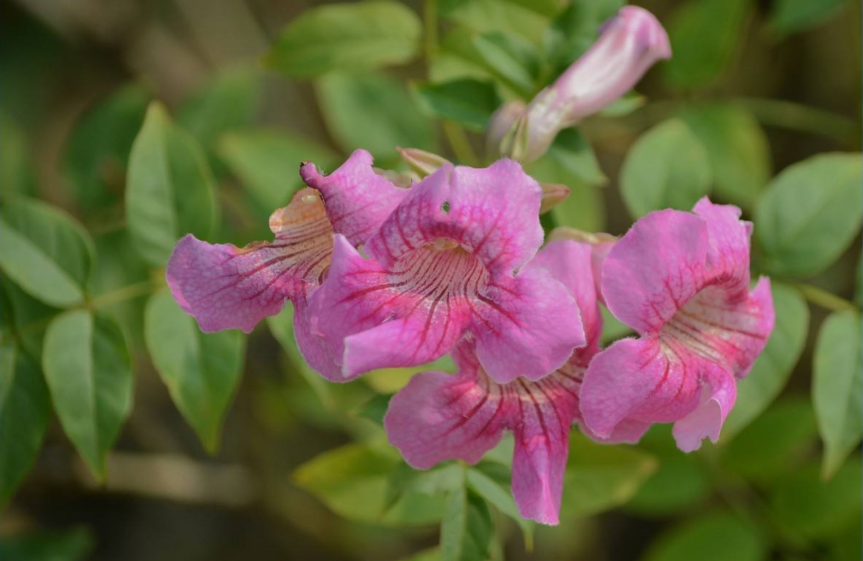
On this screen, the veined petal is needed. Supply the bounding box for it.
[473,266,584,383]
[527,241,599,355]
[385,342,584,525]
[580,336,718,439]
[312,159,583,381]
[166,188,333,334]
[693,197,752,293]
[364,159,544,276]
[300,149,409,246]
[602,209,709,333]
[311,235,478,377]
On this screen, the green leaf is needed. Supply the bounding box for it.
[317,72,436,163]
[722,283,809,440]
[144,290,245,453]
[813,310,862,479]
[397,548,441,561]
[542,0,623,75]
[126,102,218,267]
[0,341,50,507]
[662,0,752,90]
[266,306,333,407]
[0,527,94,561]
[441,483,493,561]
[466,466,533,547]
[0,114,35,201]
[680,103,771,210]
[756,153,863,278]
[218,128,337,212]
[42,310,133,480]
[356,393,394,426]
[177,68,262,169]
[0,277,59,358]
[769,459,861,542]
[471,32,540,96]
[643,511,766,561]
[527,152,606,232]
[293,443,446,526]
[266,1,421,78]
[63,84,149,212]
[625,426,710,516]
[620,119,712,219]
[546,128,606,186]
[561,433,657,520]
[441,0,550,44]
[721,398,818,485]
[412,79,502,132]
[769,0,851,35]
[0,198,94,308]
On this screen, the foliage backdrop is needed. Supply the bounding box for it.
[0,0,861,560]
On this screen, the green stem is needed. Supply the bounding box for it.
[87,281,154,310]
[442,120,480,166]
[793,283,859,313]
[423,0,438,62]
[736,97,860,144]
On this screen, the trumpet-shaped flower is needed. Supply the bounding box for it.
[308,160,585,383]
[580,198,775,452]
[385,241,648,525]
[166,150,405,380]
[503,6,671,162]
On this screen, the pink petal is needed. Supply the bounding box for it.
[300,149,409,246]
[309,235,474,378]
[166,188,333,334]
[672,375,736,452]
[527,240,601,356]
[580,335,738,450]
[384,342,582,525]
[473,266,585,383]
[693,197,752,293]
[364,159,544,276]
[312,159,584,381]
[293,300,343,382]
[518,6,671,161]
[602,209,709,333]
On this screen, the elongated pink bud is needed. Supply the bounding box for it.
[510,6,671,162]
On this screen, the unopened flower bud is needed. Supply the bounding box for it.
[539,182,570,214]
[513,6,671,162]
[397,147,451,177]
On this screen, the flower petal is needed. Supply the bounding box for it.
[672,374,736,452]
[473,266,585,383]
[300,149,409,246]
[527,240,600,354]
[364,159,544,276]
[166,188,332,333]
[602,210,709,333]
[310,235,479,378]
[580,335,737,450]
[384,342,582,525]
[693,197,752,292]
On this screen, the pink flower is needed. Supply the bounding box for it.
[580,198,775,452]
[506,6,671,162]
[166,150,405,381]
[307,159,585,383]
[385,241,647,525]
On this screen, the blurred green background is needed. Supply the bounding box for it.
[1,0,861,560]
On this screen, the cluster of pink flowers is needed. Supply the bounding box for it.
[166,7,774,525]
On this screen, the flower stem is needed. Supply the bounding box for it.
[442,120,480,166]
[423,0,438,62]
[88,281,155,310]
[793,283,859,313]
